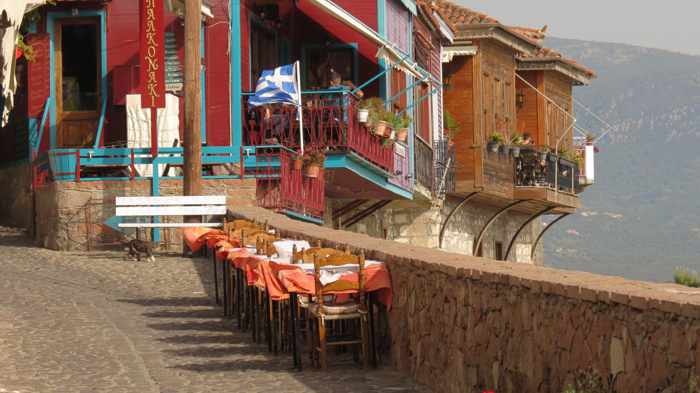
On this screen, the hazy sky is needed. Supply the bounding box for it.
[460,1,700,55]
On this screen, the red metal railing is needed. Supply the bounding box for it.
[244,94,394,173]
[255,149,325,220]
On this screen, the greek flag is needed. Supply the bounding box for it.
[248,63,300,107]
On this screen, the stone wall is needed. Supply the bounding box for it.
[35,178,256,250]
[329,197,543,265]
[232,205,700,393]
[0,161,33,229]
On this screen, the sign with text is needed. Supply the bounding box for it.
[139,0,166,108]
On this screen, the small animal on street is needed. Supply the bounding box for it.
[127,239,155,262]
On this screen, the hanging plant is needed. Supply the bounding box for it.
[302,150,325,178]
[392,113,411,143]
[487,132,505,153]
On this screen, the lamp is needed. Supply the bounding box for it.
[516,91,525,108]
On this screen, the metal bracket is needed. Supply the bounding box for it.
[342,200,392,229]
[438,192,479,248]
[332,199,368,228]
[473,200,529,256]
[530,213,571,261]
[504,206,555,261]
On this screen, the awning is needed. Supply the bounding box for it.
[306,0,427,80]
[441,45,477,63]
[165,0,214,18]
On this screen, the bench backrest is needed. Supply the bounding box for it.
[116,196,227,217]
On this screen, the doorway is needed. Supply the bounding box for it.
[54,18,100,147]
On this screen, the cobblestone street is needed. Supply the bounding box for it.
[0,228,428,393]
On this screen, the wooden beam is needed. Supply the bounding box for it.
[184,0,203,198]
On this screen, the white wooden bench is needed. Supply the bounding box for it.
[116,196,227,229]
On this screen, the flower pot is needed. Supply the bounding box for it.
[510,146,520,158]
[395,128,409,142]
[292,158,303,171]
[373,120,390,137]
[487,141,499,153]
[358,109,369,123]
[538,152,548,162]
[303,164,321,178]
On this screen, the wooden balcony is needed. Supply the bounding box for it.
[513,147,581,213]
[445,145,582,214]
[254,149,325,221]
[244,93,394,174]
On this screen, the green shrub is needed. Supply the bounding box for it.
[674,268,700,288]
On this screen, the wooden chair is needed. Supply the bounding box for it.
[227,219,267,239]
[307,252,369,369]
[256,236,278,256]
[291,246,344,264]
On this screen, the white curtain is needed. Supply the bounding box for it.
[126,93,181,177]
[0,0,29,127]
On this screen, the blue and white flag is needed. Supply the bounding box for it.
[248,63,300,107]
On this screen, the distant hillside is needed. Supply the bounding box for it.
[542,38,700,282]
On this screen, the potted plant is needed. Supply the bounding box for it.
[357,97,385,127]
[585,132,596,145]
[359,97,384,125]
[382,134,395,148]
[538,147,549,162]
[303,151,325,178]
[372,109,394,138]
[393,113,411,143]
[291,153,303,171]
[509,133,524,157]
[487,132,505,153]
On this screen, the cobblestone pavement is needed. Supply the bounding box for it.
[0,228,429,393]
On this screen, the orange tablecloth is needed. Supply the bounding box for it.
[196,227,393,308]
[278,264,393,308]
[183,227,218,253]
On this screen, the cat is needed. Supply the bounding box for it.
[127,238,155,262]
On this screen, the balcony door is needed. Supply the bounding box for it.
[54,18,100,147]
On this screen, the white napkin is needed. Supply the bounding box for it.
[273,240,311,260]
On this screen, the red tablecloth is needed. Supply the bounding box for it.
[197,227,393,308]
[277,264,393,308]
[183,227,217,253]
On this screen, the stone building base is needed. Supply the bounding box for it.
[328,196,544,265]
[0,161,33,229]
[34,178,256,251]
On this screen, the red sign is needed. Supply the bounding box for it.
[139,0,165,109]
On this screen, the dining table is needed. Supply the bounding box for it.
[185,227,394,370]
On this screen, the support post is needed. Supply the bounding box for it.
[504,206,554,261]
[438,193,478,249]
[473,200,528,256]
[530,213,570,261]
[184,0,203,198]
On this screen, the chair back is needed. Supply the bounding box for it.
[256,237,278,256]
[313,252,365,307]
[291,247,343,263]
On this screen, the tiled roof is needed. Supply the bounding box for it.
[416,0,456,37]
[433,0,541,47]
[509,25,547,45]
[433,0,500,26]
[433,0,595,79]
[518,47,597,78]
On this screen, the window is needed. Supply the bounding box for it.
[390,70,407,111]
[414,82,431,142]
[60,22,99,111]
[250,22,278,85]
[303,45,356,90]
[495,241,504,260]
